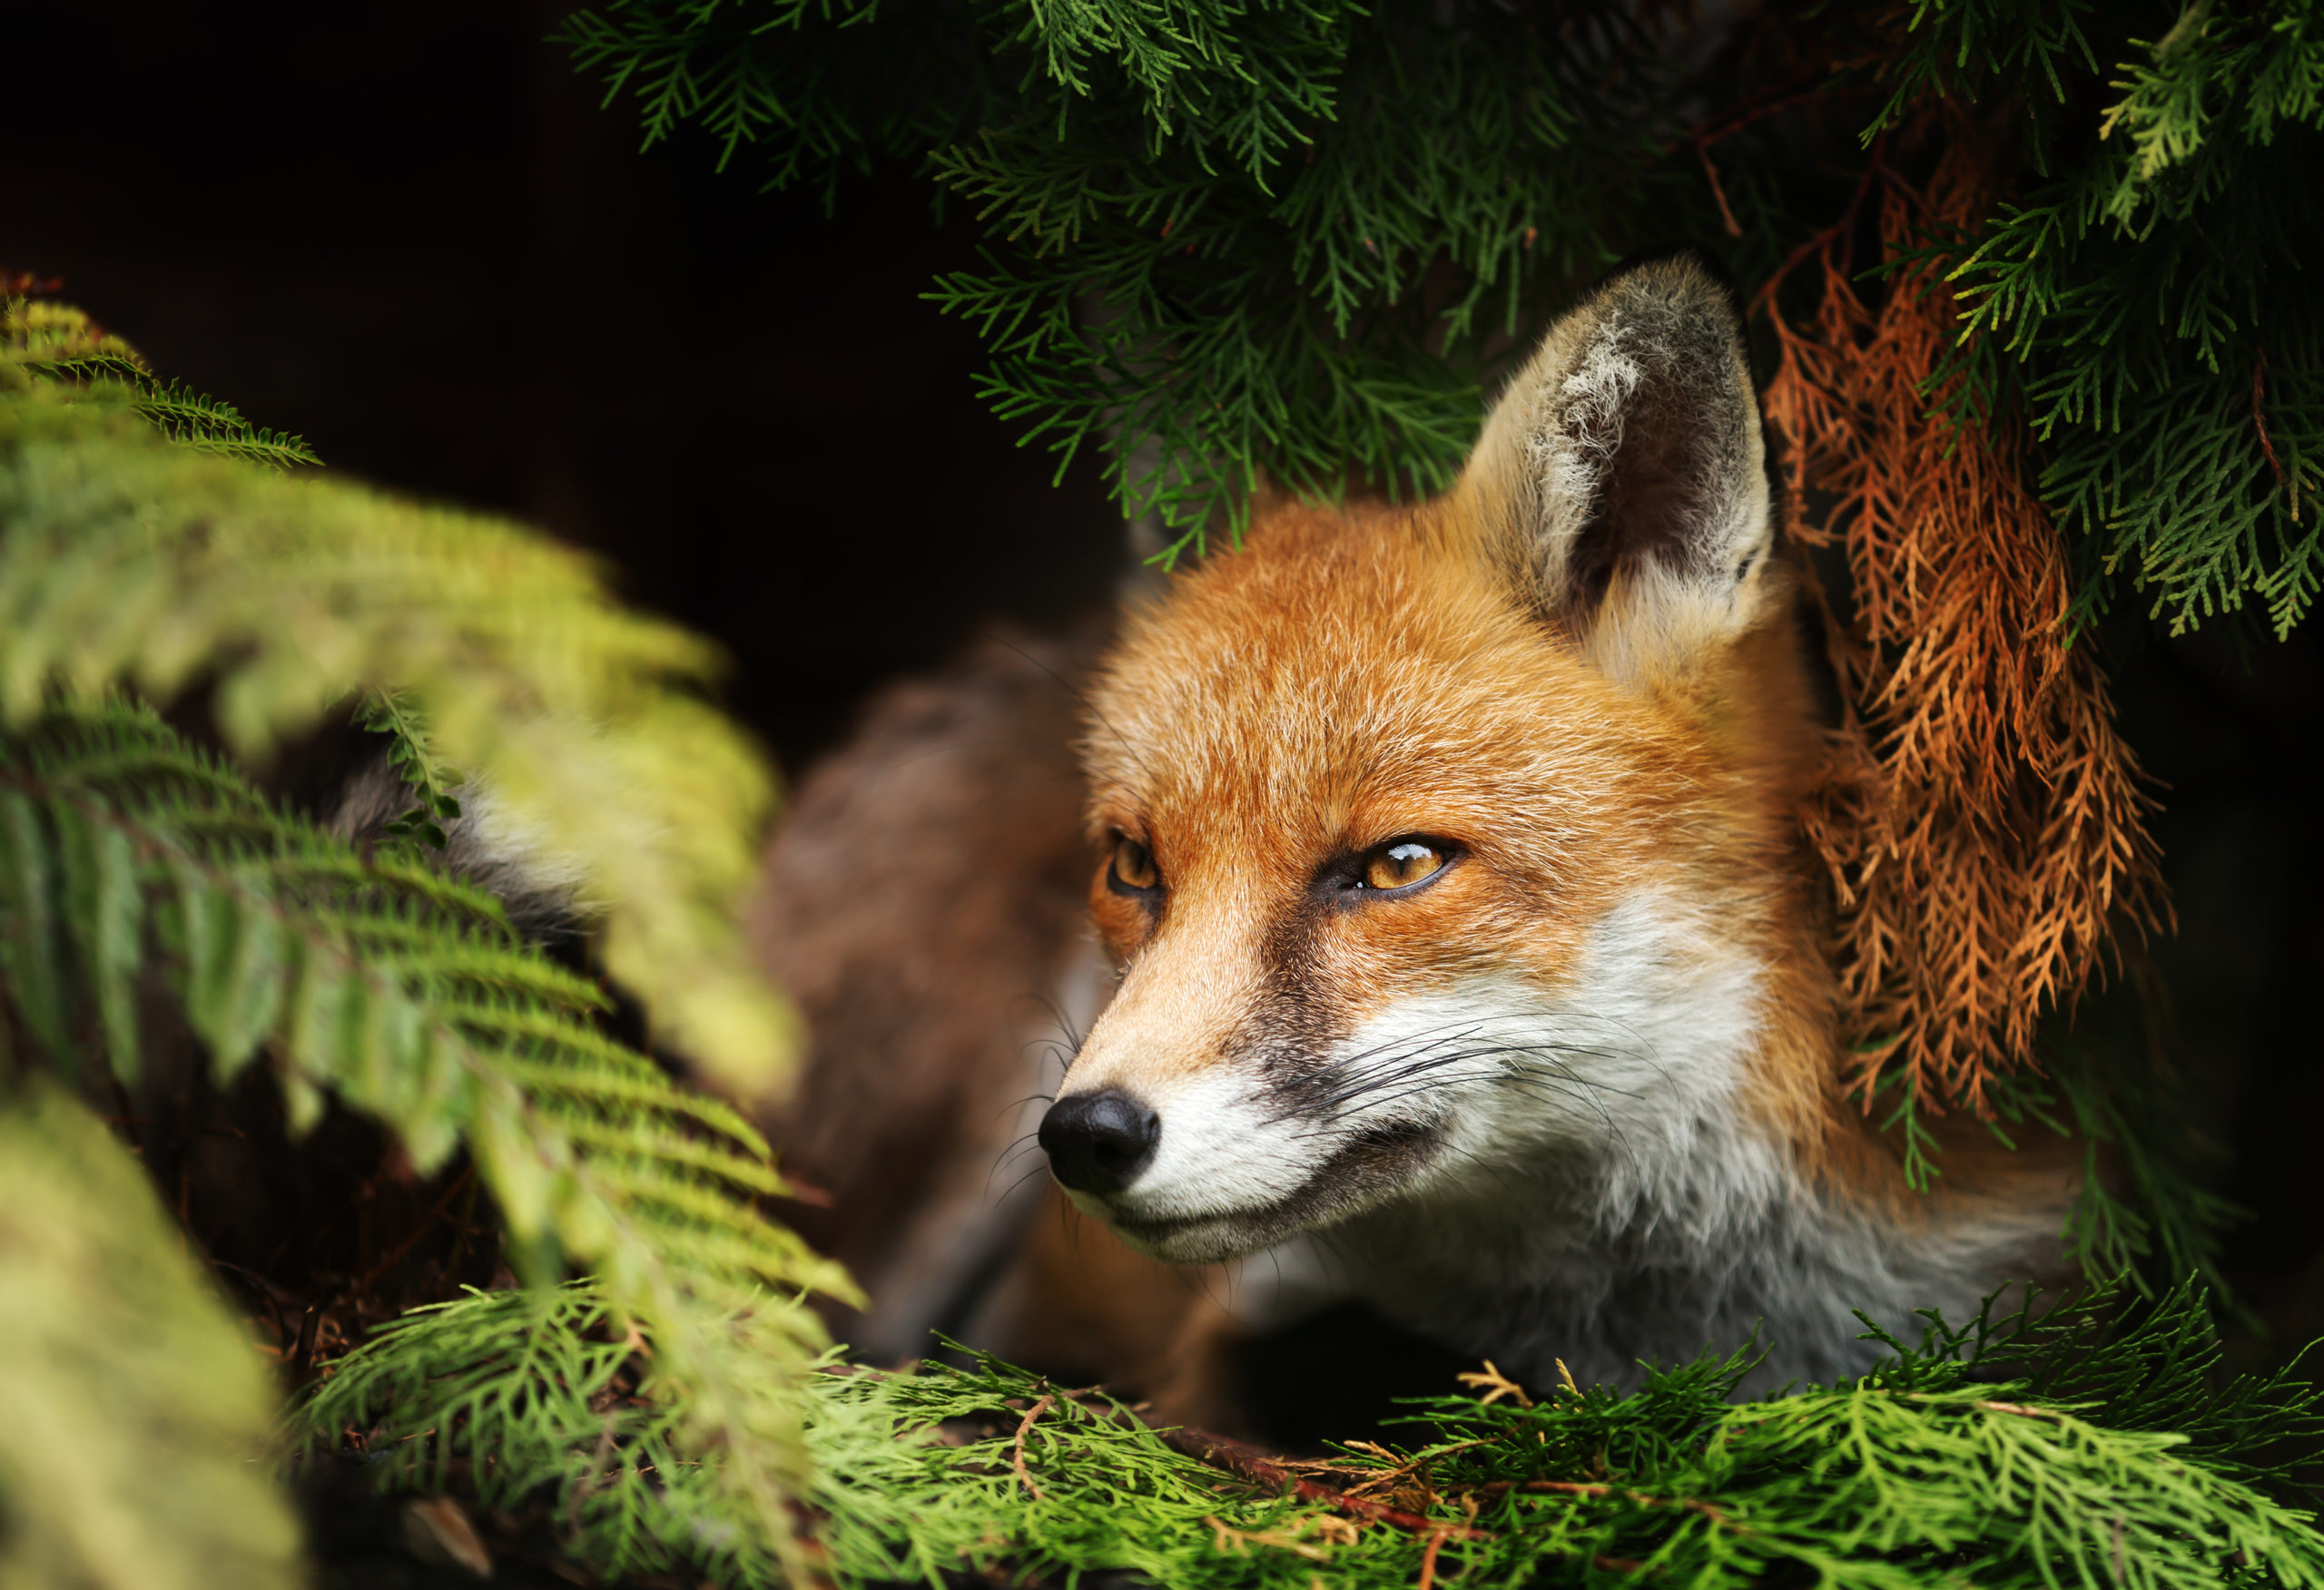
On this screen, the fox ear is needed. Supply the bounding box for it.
[1456,253,1776,679]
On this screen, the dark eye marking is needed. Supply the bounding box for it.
[1107,833,1162,898]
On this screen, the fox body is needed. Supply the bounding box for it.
[758,257,2071,1412]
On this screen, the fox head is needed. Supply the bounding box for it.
[1040,256,1843,1267]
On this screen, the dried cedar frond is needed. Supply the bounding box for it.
[1763,114,2169,1116]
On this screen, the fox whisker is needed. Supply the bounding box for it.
[1282,1035,1645,1167]
[1023,991,1089,1060]
[1291,1033,1649,1119]
[1296,1068,1595,1133]
[990,1092,1058,1124]
[994,635,1164,789]
[994,1158,1058,1211]
[985,1130,1049,1193]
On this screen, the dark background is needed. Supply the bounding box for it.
[2,0,1119,771]
[6,0,2319,1345]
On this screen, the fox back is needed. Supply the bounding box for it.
[1035,256,2070,1391]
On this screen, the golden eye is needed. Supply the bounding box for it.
[1364,839,1446,891]
[1110,835,1160,892]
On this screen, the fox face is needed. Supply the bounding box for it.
[1038,258,2069,1391]
[1041,257,1839,1273]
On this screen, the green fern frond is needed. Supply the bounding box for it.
[0,1075,301,1590]
[125,378,321,470]
[356,686,468,850]
[4,298,320,470]
[0,703,855,1570]
[0,303,789,1096]
[0,296,145,372]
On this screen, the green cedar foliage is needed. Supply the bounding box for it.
[1868,971,2243,1305]
[0,297,852,1577]
[303,1276,2324,1590]
[562,0,2324,623]
[1929,1,2324,635]
[302,1283,803,1585]
[559,0,1681,555]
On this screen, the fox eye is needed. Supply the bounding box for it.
[1108,835,1160,894]
[1361,839,1450,892]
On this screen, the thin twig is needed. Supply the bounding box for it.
[1203,1516,1348,1562]
[1699,141,1744,238]
[1011,1395,1055,1499]
[1163,1428,1493,1542]
[1172,1428,1659,1576]
[1751,138,1888,321]
[1416,1526,1451,1590]
[2254,351,2299,522]
[2255,352,2285,487]
[1665,68,1834,156]
[1472,1478,1731,1523]
[566,1416,619,1534]
[1970,1399,2063,1420]
[291,1302,322,1377]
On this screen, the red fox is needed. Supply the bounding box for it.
[754,254,2073,1421]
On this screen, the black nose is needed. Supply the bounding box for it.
[1039,1089,1161,1195]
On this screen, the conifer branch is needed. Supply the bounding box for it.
[1764,108,2169,1116]
[302,1277,2324,1590]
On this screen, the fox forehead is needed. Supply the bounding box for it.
[1083,500,1705,888]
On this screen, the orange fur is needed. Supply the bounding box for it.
[1081,497,1899,1200]
[760,257,2076,1420]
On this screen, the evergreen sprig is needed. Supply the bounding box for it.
[565,0,1683,554]
[303,1278,2324,1590]
[556,0,983,200]
[0,704,853,1571]
[1931,0,2324,635]
[944,0,1684,554]
[1867,0,2101,145]
[302,1283,811,1585]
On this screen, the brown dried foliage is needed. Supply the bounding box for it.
[1760,117,2169,1116]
